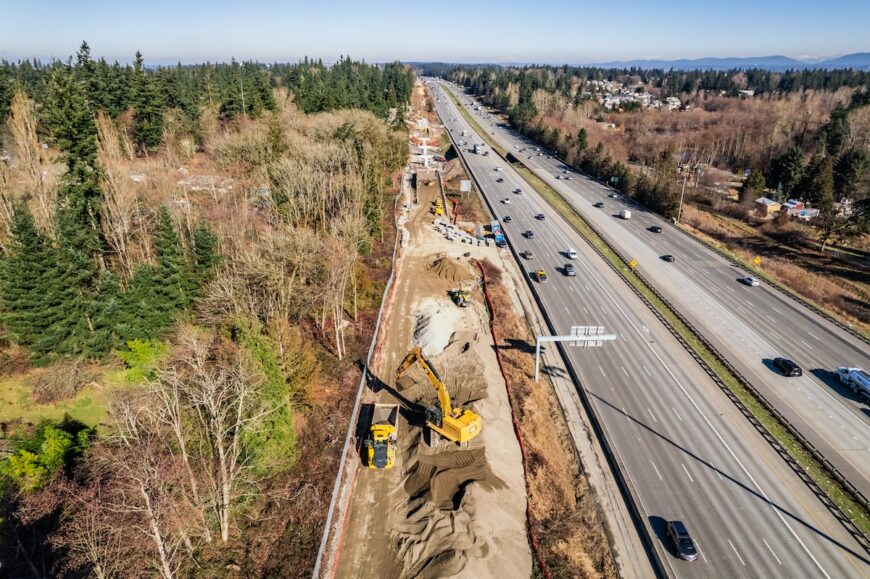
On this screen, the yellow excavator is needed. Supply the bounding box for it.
[396,347,482,445]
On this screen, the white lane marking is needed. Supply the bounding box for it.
[643,365,651,377]
[672,407,683,422]
[807,331,821,341]
[728,539,746,567]
[710,462,724,481]
[577,259,833,578]
[647,408,657,423]
[623,408,630,421]
[799,339,812,349]
[681,463,694,483]
[621,365,629,377]
[771,306,784,315]
[650,460,663,481]
[582,306,589,314]
[565,305,571,315]
[765,314,777,323]
[763,538,783,566]
[695,540,708,563]
[599,365,606,377]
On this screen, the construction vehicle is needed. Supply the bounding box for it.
[365,403,399,469]
[450,285,472,307]
[836,367,870,402]
[432,199,444,216]
[534,270,549,283]
[396,348,482,445]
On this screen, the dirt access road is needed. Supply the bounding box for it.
[331,154,532,577]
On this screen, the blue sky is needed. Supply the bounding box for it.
[1,0,867,64]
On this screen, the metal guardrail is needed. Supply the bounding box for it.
[512,161,870,553]
[438,102,668,579]
[444,83,870,549]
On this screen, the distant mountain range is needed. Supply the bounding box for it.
[584,53,870,71]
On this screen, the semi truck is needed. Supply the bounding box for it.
[836,367,870,402]
[473,143,483,154]
[619,210,632,219]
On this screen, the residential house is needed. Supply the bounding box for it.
[755,196,781,218]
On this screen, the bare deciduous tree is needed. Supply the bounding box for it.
[96,112,144,276]
[7,90,57,236]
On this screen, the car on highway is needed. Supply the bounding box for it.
[514,188,522,194]
[496,177,504,183]
[534,270,548,283]
[741,276,760,287]
[524,230,535,239]
[528,155,534,159]
[565,176,573,180]
[502,198,511,204]
[504,215,512,223]
[661,254,676,262]
[567,248,578,259]
[773,357,802,377]
[556,175,562,179]
[521,250,534,260]
[564,263,576,276]
[667,521,698,562]
[593,202,604,208]
[609,192,619,198]
[649,226,663,233]
[535,213,545,220]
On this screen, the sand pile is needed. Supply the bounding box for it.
[443,159,464,182]
[412,297,463,357]
[427,255,473,283]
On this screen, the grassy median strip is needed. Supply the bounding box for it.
[512,163,870,538]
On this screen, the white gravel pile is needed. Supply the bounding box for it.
[412,297,460,357]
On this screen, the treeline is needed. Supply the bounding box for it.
[1,42,411,577]
[0,44,414,151]
[420,63,870,101]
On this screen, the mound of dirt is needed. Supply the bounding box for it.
[443,159,465,182]
[427,254,473,283]
[412,297,462,357]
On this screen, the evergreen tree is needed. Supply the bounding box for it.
[192,221,220,286]
[577,128,588,151]
[823,106,850,157]
[131,51,164,151]
[769,144,805,197]
[803,155,835,211]
[834,148,869,200]
[0,207,56,350]
[154,206,191,310]
[43,64,97,167]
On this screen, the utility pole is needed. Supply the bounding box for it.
[676,170,689,224]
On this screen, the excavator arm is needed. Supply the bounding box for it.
[395,347,453,416]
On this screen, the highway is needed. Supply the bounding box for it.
[429,80,870,578]
[442,81,870,499]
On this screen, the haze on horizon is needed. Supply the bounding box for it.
[2,0,868,64]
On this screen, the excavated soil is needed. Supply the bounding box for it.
[333,89,530,579]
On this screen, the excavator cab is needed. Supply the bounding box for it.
[396,348,482,445]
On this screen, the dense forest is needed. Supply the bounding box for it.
[0,43,411,576]
[0,45,414,142]
[425,64,869,241]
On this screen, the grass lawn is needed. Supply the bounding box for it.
[0,368,133,428]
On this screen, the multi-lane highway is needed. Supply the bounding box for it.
[429,80,869,578]
[442,81,870,499]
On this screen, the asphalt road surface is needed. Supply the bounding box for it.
[429,80,870,578]
[441,81,870,500]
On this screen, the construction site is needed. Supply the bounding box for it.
[317,82,616,579]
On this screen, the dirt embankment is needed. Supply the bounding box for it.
[479,259,617,578]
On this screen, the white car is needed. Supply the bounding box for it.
[502,198,511,204]
[741,276,760,287]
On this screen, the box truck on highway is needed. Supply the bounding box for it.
[837,367,870,401]
[619,210,632,219]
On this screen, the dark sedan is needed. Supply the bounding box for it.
[773,357,802,377]
[667,521,698,562]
